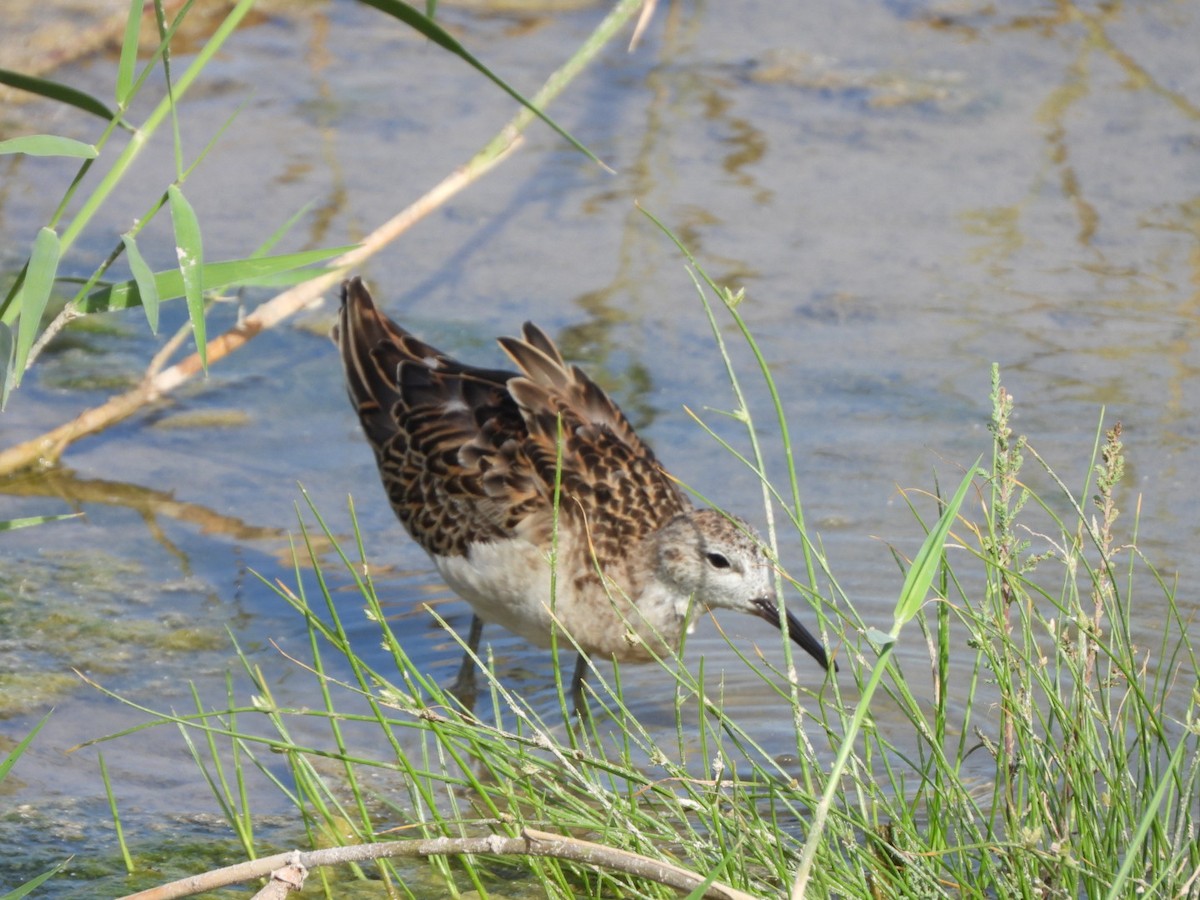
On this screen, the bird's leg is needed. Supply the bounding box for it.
[569,652,589,716]
[447,614,483,710]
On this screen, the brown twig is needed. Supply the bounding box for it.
[118,828,762,900]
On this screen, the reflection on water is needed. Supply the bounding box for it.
[2,468,289,545]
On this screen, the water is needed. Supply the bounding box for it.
[2,0,1198,893]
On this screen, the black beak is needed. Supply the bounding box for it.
[753,598,835,672]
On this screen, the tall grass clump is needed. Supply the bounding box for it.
[86,257,1198,899]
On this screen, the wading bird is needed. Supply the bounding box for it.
[334,277,832,709]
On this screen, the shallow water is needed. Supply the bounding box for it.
[2,0,1198,892]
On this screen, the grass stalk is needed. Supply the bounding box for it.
[97,752,135,874]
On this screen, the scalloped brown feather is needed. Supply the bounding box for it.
[335,276,686,565]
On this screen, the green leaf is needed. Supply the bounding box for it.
[227,266,340,289]
[0,322,12,409]
[121,233,160,333]
[892,460,979,631]
[0,713,67,900]
[0,513,82,533]
[116,0,143,105]
[78,247,354,313]
[683,840,742,900]
[11,227,61,387]
[353,0,608,171]
[0,68,119,122]
[1,711,53,780]
[0,860,69,899]
[0,135,98,158]
[865,627,895,650]
[167,185,206,369]
[250,201,315,259]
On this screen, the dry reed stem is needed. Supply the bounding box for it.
[118,828,760,900]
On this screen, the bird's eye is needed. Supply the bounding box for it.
[705,552,731,569]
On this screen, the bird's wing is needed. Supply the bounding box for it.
[336,278,686,564]
[499,324,687,567]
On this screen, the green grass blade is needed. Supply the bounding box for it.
[0,513,82,532]
[115,0,143,104]
[0,715,69,896]
[354,0,608,171]
[892,459,980,633]
[0,322,12,408]
[791,462,978,898]
[154,0,185,179]
[167,184,206,367]
[1103,736,1188,900]
[98,752,135,873]
[0,135,98,158]
[0,68,119,122]
[0,711,53,781]
[683,840,743,899]
[121,232,161,332]
[0,861,69,900]
[11,227,60,386]
[250,202,316,258]
[56,0,256,256]
[77,247,354,313]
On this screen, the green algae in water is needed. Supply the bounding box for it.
[0,672,81,716]
[0,549,226,717]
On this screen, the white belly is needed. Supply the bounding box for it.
[434,540,560,648]
[432,538,688,661]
